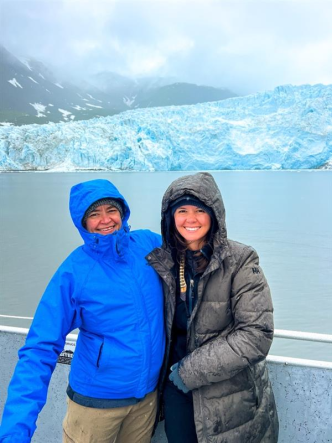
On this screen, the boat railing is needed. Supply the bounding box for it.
[1,321,332,364]
[270,328,332,369]
[1,322,332,442]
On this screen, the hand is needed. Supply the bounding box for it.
[169,363,190,393]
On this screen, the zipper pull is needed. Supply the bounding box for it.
[190,279,194,296]
[188,279,194,315]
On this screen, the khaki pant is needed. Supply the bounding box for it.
[63,390,157,443]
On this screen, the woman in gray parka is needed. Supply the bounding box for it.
[147,172,279,443]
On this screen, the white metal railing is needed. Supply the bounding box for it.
[268,328,332,369]
[274,328,332,344]
[2,319,332,343]
[0,320,332,369]
[0,325,78,341]
[0,314,33,320]
[267,354,332,369]
[1,322,332,368]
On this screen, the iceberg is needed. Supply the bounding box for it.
[0,84,331,171]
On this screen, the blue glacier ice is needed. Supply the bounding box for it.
[0,83,331,171]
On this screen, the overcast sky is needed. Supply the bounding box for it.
[1,0,332,95]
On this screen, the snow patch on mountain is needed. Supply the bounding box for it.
[123,96,136,107]
[86,94,102,103]
[86,103,103,109]
[58,109,74,121]
[21,60,33,71]
[29,103,47,117]
[8,78,23,88]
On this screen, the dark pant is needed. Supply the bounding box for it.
[163,381,198,443]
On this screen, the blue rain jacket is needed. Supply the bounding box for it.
[0,179,165,443]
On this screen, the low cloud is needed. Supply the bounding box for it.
[1,0,332,94]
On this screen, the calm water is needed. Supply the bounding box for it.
[0,171,331,361]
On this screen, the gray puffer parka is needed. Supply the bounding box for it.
[147,172,279,443]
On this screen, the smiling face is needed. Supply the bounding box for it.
[174,205,211,250]
[85,204,122,235]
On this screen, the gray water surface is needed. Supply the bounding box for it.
[1,171,331,361]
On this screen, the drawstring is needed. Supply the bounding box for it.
[179,254,195,317]
[179,254,187,298]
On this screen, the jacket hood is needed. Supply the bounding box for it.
[161,172,227,248]
[70,179,130,248]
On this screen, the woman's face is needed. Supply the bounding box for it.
[86,204,122,235]
[174,205,211,250]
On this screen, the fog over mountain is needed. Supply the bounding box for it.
[2,0,332,95]
[0,45,236,126]
[1,84,331,171]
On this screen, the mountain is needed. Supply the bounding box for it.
[0,45,124,125]
[88,72,235,109]
[0,45,238,125]
[0,84,331,171]
[136,82,236,107]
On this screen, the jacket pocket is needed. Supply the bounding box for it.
[97,342,104,368]
[248,366,259,408]
[71,331,104,381]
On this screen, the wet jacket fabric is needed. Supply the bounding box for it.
[147,172,279,443]
[0,179,165,443]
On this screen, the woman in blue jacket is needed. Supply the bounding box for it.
[0,179,165,443]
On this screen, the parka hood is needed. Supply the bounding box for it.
[161,172,227,249]
[69,179,130,250]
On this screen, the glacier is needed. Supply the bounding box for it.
[0,83,331,171]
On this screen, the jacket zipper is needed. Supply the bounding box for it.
[96,342,104,368]
[188,279,194,316]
